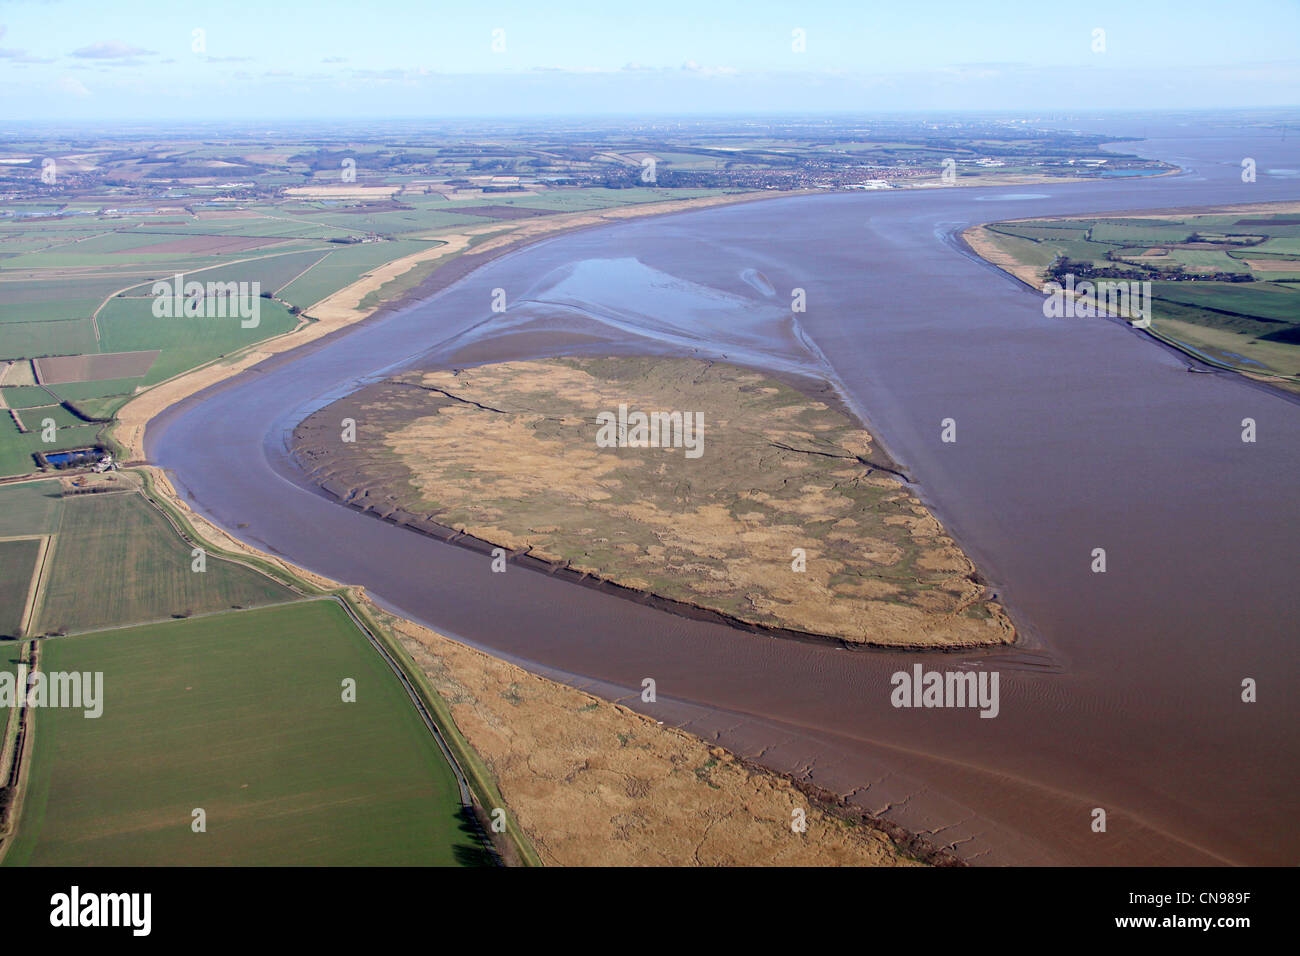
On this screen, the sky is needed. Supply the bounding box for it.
[1,0,1298,120]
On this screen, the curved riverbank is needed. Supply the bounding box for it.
[150,128,1300,866]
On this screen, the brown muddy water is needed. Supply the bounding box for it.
[151,127,1299,866]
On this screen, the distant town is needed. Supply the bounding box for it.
[0,116,1172,212]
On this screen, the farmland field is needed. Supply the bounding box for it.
[35,490,294,634]
[0,414,101,478]
[34,350,159,385]
[0,537,40,637]
[1,385,61,409]
[979,209,1300,385]
[0,480,63,537]
[94,299,299,386]
[0,212,447,479]
[275,238,434,308]
[3,600,485,866]
[0,277,131,324]
[0,319,99,360]
[18,404,85,430]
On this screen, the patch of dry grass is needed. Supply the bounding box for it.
[300,357,1013,647]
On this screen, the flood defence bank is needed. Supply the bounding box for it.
[151,127,1300,866]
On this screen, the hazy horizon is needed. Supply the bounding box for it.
[2,0,1298,120]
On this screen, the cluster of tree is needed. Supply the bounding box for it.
[143,164,253,179]
[468,158,517,172]
[1188,233,1265,246]
[1050,256,1255,284]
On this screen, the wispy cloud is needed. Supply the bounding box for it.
[0,25,52,62]
[0,47,51,62]
[56,75,89,96]
[681,60,738,77]
[71,40,156,59]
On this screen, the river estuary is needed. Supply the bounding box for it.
[152,122,1299,865]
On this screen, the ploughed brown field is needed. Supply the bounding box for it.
[292,356,1013,648]
[441,205,563,220]
[33,350,159,385]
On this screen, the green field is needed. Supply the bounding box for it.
[36,491,295,634]
[1151,282,1300,325]
[276,238,433,308]
[0,318,99,361]
[0,277,129,324]
[54,394,127,422]
[0,538,40,637]
[1087,221,1194,244]
[123,247,335,293]
[33,376,146,423]
[0,415,102,478]
[3,600,486,865]
[1165,249,1251,273]
[18,405,83,430]
[0,386,58,409]
[95,297,299,386]
[42,377,141,402]
[0,481,63,537]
